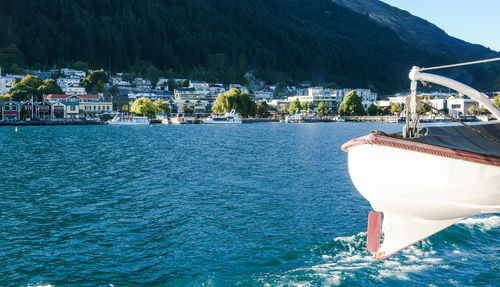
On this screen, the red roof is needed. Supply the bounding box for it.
[44,94,98,100]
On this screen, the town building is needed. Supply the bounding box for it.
[57,77,82,93]
[66,83,86,95]
[44,94,112,118]
[447,98,477,117]
[0,74,24,94]
[208,83,226,98]
[1,101,21,121]
[133,78,152,90]
[60,68,86,78]
[286,87,339,112]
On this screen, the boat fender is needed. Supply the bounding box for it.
[367,211,382,253]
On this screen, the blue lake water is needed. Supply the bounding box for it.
[0,123,498,286]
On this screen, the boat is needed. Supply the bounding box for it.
[161,118,169,125]
[203,109,242,124]
[170,115,198,124]
[109,114,149,125]
[342,60,500,260]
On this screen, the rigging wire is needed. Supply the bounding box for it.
[424,103,500,145]
[419,57,500,71]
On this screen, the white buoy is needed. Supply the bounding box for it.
[15,127,18,132]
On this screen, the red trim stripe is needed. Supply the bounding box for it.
[342,133,500,167]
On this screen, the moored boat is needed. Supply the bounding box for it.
[109,114,149,125]
[342,60,500,259]
[203,109,242,124]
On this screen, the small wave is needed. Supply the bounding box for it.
[27,284,53,287]
[458,215,500,232]
[257,232,445,286]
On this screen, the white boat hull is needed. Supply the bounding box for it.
[203,119,242,124]
[345,140,500,259]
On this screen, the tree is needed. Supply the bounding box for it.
[338,90,365,116]
[317,101,329,116]
[179,79,189,87]
[130,97,156,116]
[468,104,477,115]
[167,78,178,91]
[494,93,500,107]
[73,61,89,71]
[10,75,44,101]
[289,98,302,115]
[367,103,378,115]
[38,79,62,95]
[0,44,25,73]
[154,99,170,113]
[212,88,257,116]
[390,103,401,115]
[122,73,135,83]
[0,94,11,101]
[301,101,312,111]
[257,103,268,116]
[145,65,162,87]
[281,103,289,114]
[420,102,432,114]
[182,104,194,114]
[82,69,109,93]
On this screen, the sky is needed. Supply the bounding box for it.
[380,0,500,51]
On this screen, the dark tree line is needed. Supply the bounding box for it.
[0,0,498,93]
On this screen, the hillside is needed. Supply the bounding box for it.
[0,0,498,92]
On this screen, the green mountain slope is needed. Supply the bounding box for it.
[0,0,498,92]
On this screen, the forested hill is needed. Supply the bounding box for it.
[0,0,498,92]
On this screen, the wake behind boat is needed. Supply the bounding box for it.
[342,59,500,259]
[109,113,149,125]
[203,109,242,124]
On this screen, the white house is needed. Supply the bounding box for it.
[286,87,339,112]
[447,98,478,117]
[66,84,86,95]
[57,77,81,93]
[60,68,86,78]
[209,83,227,98]
[0,74,24,94]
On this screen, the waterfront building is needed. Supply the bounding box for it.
[1,101,21,121]
[36,102,52,120]
[447,98,477,116]
[422,98,447,112]
[287,87,339,112]
[44,94,112,119]
[51,102,65,119]
[20,102,35,121]
[80,102,112,117]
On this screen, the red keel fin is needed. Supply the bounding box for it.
[367,211,382,253]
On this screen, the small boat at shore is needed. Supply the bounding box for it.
[342,60,500,259]
[203,109,242,124]
[170,115,199,124]
[109,114,149,125]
